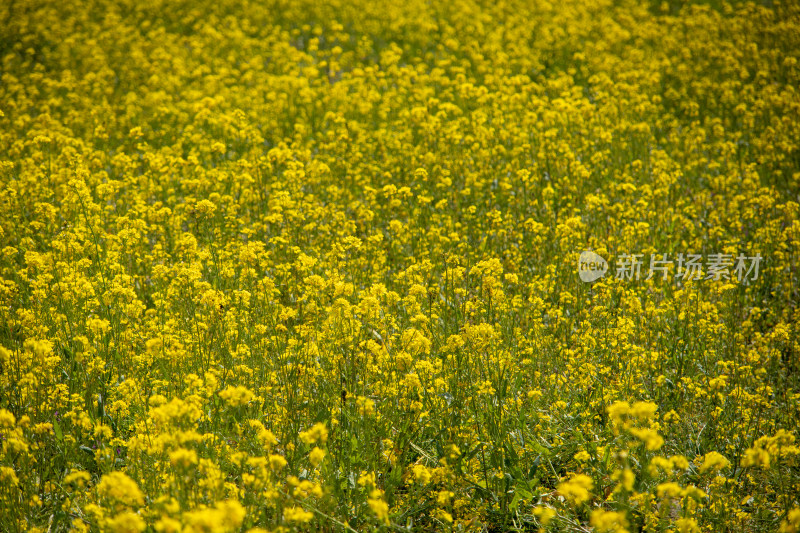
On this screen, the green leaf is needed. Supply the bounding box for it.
[528,455,541,480]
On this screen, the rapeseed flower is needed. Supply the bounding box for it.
[1,0,798,531]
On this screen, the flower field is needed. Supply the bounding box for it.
[1,0,800,531]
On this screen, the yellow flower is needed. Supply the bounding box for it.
[298,422,328,445]
[0,466,19,486]
[779,508,800,533]
[656,482,682,499]
[356,396,375,416]
[154,516,182,533]
[284,506,314,523]
[534,506,556,526]
[435,509,453,523]
[219,385,253,407]
[368,490,390,524]
[97,472,144,507]
[309,446,326,467]
[614,468,635,492]
[741,446,770,468]
[170,448,198,468]
[698,451,730,474]
[3,0,800,529]
[557,474,593,505]
[106,512,146,533]
[0,408,16,428]
[681,485,707,501]
[670,455,690,471]
[630,401,658,420]
[574,450,591,463]
[675,517,701,533]
[607,401,630,431]
[183,500,245,532]
[358,471,376,487]
[64,470,91,489]
[437,490,455,506]
[590,509,629,533]
[411,464,432,484]
[248,420,278,447]
[269,454,287,471]
[629,428,664,451]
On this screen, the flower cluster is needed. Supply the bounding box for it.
[1,0,799,531]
